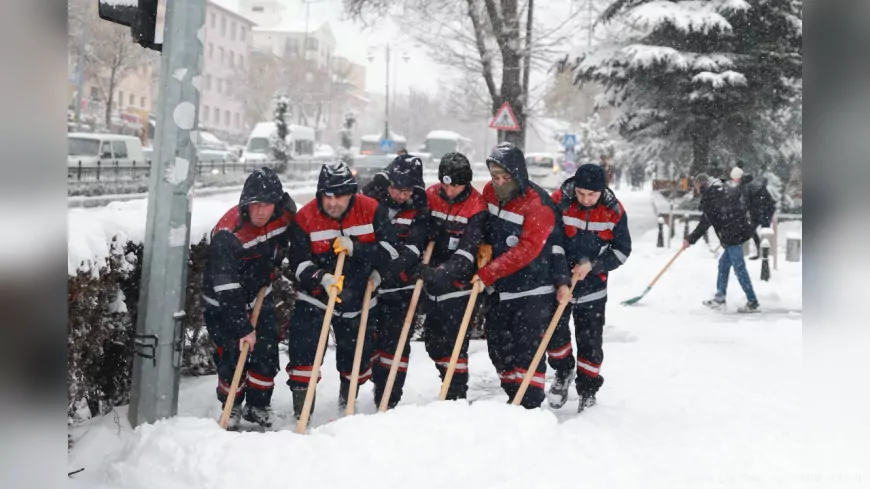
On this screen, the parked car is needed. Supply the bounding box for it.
[67,133,146,167]
[524,152,565,190]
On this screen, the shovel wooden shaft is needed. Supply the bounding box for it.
[219,286,268,429]
[648,248,684,289]
[438,281,482,400]
[296,252,346,434]
[512,275,579,406]
[378,242,435,412]
[345,279,375,416]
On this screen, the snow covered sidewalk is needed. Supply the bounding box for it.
[68,189,802,489]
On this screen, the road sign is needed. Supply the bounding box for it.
[379,139,394,153]
[562,133,577,148]
[489,102,520,131]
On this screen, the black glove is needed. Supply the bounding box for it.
[415,264,438,284]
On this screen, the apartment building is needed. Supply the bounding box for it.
[199,0,256,143]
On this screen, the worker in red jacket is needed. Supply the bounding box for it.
[547,164,632,412]
[475,142,571,409]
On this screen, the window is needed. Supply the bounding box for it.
[140,96,146,107]
[217,78,223,94]
[90,86,99,100]
[129,94,135,106]
[239,55,244,69]
[252,6,264,12]
[234,112,240,128]
[100,142,113,159]
[240,26,246,42]
[224,110,230,127]
[118,91,124,107]
[208,43,214,59]
[230,22,237,41]
[221,16,226,36]
[229,50,235,67]
[209,12,216,29]
[305,38,318,51]
[203,105,210,122]
[219,47,224,64]
[205,75,211,90]
[112,141,128,159]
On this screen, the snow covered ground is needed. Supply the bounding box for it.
[68,186,803,489]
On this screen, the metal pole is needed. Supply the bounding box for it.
[128,0,205,428]
[384,44,390,140]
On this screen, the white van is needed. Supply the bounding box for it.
[241,122,316,163]
[67,133,145,167]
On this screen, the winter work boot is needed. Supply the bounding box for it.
[547,368,576,409]
[222,403,242,431]
[373,383,399,410]
[737,301,760,314]
[702,296,726,309]
[338,379,356,412]
[292,389,315,421]
[242,404,273,428]
[576,375,604,414]
[445,384,468,401]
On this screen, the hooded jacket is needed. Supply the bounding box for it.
[202,168,297,339]
[551,177,631,302]
[478,144,569,298]
[288,168,403,317]
[687,178,754,247]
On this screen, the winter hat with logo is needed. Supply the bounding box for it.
[574,163,606,192]
[439,152,472,186]
[317,160,358,196]
[730,166,744,180]
[387,154,425,189]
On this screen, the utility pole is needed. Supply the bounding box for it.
[127,0,205,427]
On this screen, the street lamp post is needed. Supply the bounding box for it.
[368,43,409,143]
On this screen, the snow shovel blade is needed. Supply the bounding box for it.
[621,286,651,306]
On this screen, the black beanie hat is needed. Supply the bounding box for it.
[317,160,358,196]
[574,163,606,192]
[439,152,472,186]
[239,167,284,207]
[387,154,425,189]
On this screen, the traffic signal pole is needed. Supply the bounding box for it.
[127,0,205,427]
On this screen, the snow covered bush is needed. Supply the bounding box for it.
[68,236,300,438]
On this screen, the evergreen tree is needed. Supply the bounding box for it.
[569,0,802,174]
[271,95,290,172]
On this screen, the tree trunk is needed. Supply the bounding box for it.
[691,119,713,176]
[497,0,525,150]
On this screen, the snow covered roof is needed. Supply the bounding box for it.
[425,130,463,141]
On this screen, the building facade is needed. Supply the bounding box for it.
[199,0,256,144]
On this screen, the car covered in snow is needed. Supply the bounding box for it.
[68,133,145,167]
[524,152,566,190]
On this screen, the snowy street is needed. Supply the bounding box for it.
[68,186,803,489]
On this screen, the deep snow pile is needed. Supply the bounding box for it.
[68,187,803,489]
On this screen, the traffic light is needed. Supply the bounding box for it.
[97,0,162,52]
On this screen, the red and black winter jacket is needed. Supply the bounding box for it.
[479,145,569,298]
[425,183,487,297]
[361,174,430,300]
[202,205,295,339]
[288,194,402,314]
[552,177,631,302]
